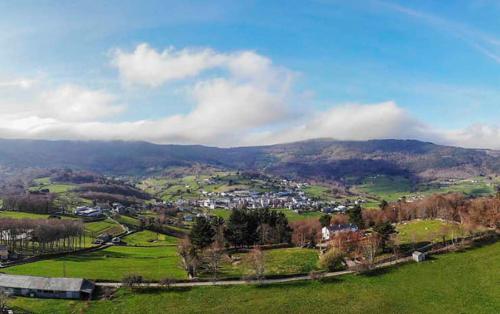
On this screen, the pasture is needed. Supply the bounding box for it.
[2,246,186,281]
[7,241,499,313]
[83,219,125,237]
[396,219,462,244]
[123,230,179,246]
[205,247,320,279]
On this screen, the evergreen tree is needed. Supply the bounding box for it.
[379,199,389,210]
[224,209,250,247]
[373,221,396,251]
[319,214,331,227]
[348,205,364,229]
[189,216,215,249]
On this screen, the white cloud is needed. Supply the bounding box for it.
[443,124,500,149]
[240,102,436,146]
[111,44,294,88]
[112,44,227,86]
[0,44,498,150]
[0,78,37,89]
[38,84,123,122]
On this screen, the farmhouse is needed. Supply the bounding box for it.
[322,223,358,241]
[74,206,102,217]
[0,274,94,299]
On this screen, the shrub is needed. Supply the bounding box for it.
[159,277,176,289]
[122,274,144,289]
[309,270,325,281]
[318,247,345,272]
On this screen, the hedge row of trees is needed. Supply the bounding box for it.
[366,193,499,228]
[0,218,85,255]
[2,194,57,214]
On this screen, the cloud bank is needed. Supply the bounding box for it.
[0,44,498,150]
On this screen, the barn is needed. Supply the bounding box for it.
[0,274,94,299]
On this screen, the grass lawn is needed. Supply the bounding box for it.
[0,211,55,219]
[0,210,80,221]
[356,175,413,201]
[2,246,186,282]
[29,183,75,193]
[275,208,323,222]
[8,241,499,313]
[114,215,141,228]
[302,184,333,200]
[123,230,179,247]
[396,219,462,244]
[211,247,320,278]
[84,219,124,237]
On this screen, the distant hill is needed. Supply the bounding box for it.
[0,138,498,181]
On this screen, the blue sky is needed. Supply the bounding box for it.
[0,0,499,148]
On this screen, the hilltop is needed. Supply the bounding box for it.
[0,138,498,182]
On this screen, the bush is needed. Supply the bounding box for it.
[318,247,345,272]
[122,274,144,289]
[309,270,325,281]
[159,277,176,289]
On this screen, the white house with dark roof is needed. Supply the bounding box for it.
[322,223,359,241]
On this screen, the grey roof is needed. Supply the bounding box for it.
[0,274,92,292]
[327,223,358,232]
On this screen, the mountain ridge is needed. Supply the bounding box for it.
[0,138,498,181]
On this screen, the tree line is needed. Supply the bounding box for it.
[0,218,85,255]
[2,194,57,214]
[179,208,292,278]
[365,193,499,228]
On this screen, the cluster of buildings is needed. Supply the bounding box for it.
[74,202,137,218]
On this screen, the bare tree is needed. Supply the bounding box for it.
[359,235,380,271]
[203,242,225,282]
[0,290,8,313]
[246,246,265,281]
[177,238,201,278]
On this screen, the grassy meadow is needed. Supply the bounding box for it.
[203,247,321,279]
[396,219,463,244]
[2,246,186,282]
[83,219,124,237]
[122,230,179,247]
[7,240,499,314]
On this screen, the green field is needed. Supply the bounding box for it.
[2,246,186,282]
[7,241,499,313]
[123,230,179,246]
[356,175,413,202]
[303,184,334,200]
[139,172,279,202]
[356,175,497,205]
[396,219,463,244]
[114,215,141,228]
[0,211,58,220]
[84,219,124,237]
[209,247,320,278]
[29,178,75,193]
[275,208,323,222]
[425,178,496,197]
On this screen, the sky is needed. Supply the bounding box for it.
[0,0,499,149]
